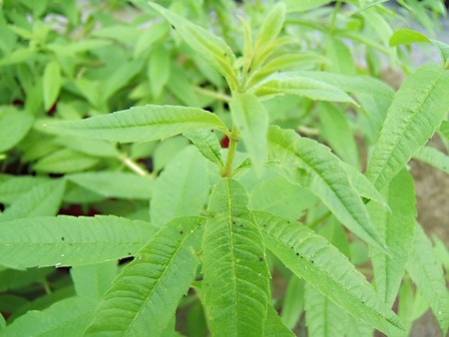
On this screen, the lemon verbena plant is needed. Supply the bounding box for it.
[0,1,449,337]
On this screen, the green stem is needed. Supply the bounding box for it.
[118,154,150,177]
[221,131,239,177]
[194,87,231,102]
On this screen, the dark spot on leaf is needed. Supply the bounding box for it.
[61,237,65,241]
[258,256,264,262]
[179,230,184,235]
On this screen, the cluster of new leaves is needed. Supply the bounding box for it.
[0,1,449,337]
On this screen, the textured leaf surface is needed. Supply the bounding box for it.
[268,126,384,249]
[1,297,95,337]
[255,212,402,335]
[0,216,154,268]
[203,179,270,337]
[84,217,202,337]
[370,170,416,307]
[264,307,295,337]
[407,224,449,334]
[150,147,210,227]
[40,105,228,143]
[184,129,223,167]
[0,179,65,221]
[367,65,449,189]
[230,93,268,174]
[68,172,153,200]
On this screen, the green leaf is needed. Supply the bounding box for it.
[413,146,449,175]
[389,28,431,46]
[203,179,271,337]
[1,297,96,337]
[39,105,229,143]
[254,73,356,104]
[71,262,117,299]
[256,2,286,48]
[268,126,385,250]
[0,179,65,221]
[148,2,238,90]
[367,65,449,190]
[370,170,417,308]
[407,224,449,335]
[285,0,332,12]
[43,61,62,111]
[84,217,202,337]
[0,175,49,204]
[148,46,171,97]
[34,149,99,174]
[230,93,268,174]
[265,307,296,337]
[54,136,119,158]
[184,130,223,167]
[0,107,34,152]
[0,215,154,269]
[281,276,304,330]
[68,172,153,200]
[255,211,402,335]
[150,147,210,228]
[304,283,347,337]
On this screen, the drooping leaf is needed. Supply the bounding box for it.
[0,179,65,221]
[254,211,402,335]
[370,170,417,308]
[0,215,155,269]
[268,126,384,250]
[230,93,268,174]
[203,179,271,337]
[39,105,229,143]
[0,107,34,152]
[1,297,96,337]
[84,217,202,337]
[367,65,449,190]
[43,61,62,111]
[413,146,449,175]
[150,147,210,227]
[407,224,449,335]
[68,172,153,200]
[304,283,346,337]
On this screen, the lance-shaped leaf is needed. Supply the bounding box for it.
[150,147,210,228]
[304,283,347,337]
[268,126,385,250]
[0,175,49,204]
[84,217,202,337]
[413,146,449,175]
[370,170,417,308]
[367,65,449,190]
[254,73,356,104]
[255,2,286,48]
[0,216,154,269]
[265,307,296,337]
[39,105,229,143]
[43,61,62,111]
[148,2,238,90]
[184,129,223,167]
[67,172,153,200]
[254,211,403,335]
[1,297,96,337]
[0,179,65,221]
[407,224,449,335]
[230,93,268,174]
[203,179,271,337]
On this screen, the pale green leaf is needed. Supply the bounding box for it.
[367,65,449,190]
[34,149,99,174]
[370,170,416,308]
[413,146,449,175]
[407,224,449,335]
[203,179,271,337]
[54,136,119,158]
[254,73,356,104]
[389,28,431,46]
[71,262,117,299]
[0,107,34,152]
[268,126,385,250]
[150,147,210,227]
[265,307,296,337]
[0,215,154,269]
[230,93,268,174]
[255,211,402,335]
[1,297,96,337]
[281,276,304,330]
[68,172,153,200]
[39,105,229,143]
[43,61,62,111]
[256,3,286,48]
[304,283,346,337]
[0,179,65,221]
[148,46,171,97]
[84,217,202,337]
[0,175,49,204]
[286,0,332,12]
[184,130,223,167]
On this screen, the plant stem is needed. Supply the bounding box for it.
[221,132,239,177]
[194,87,231,102]
[119,155,150,176]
